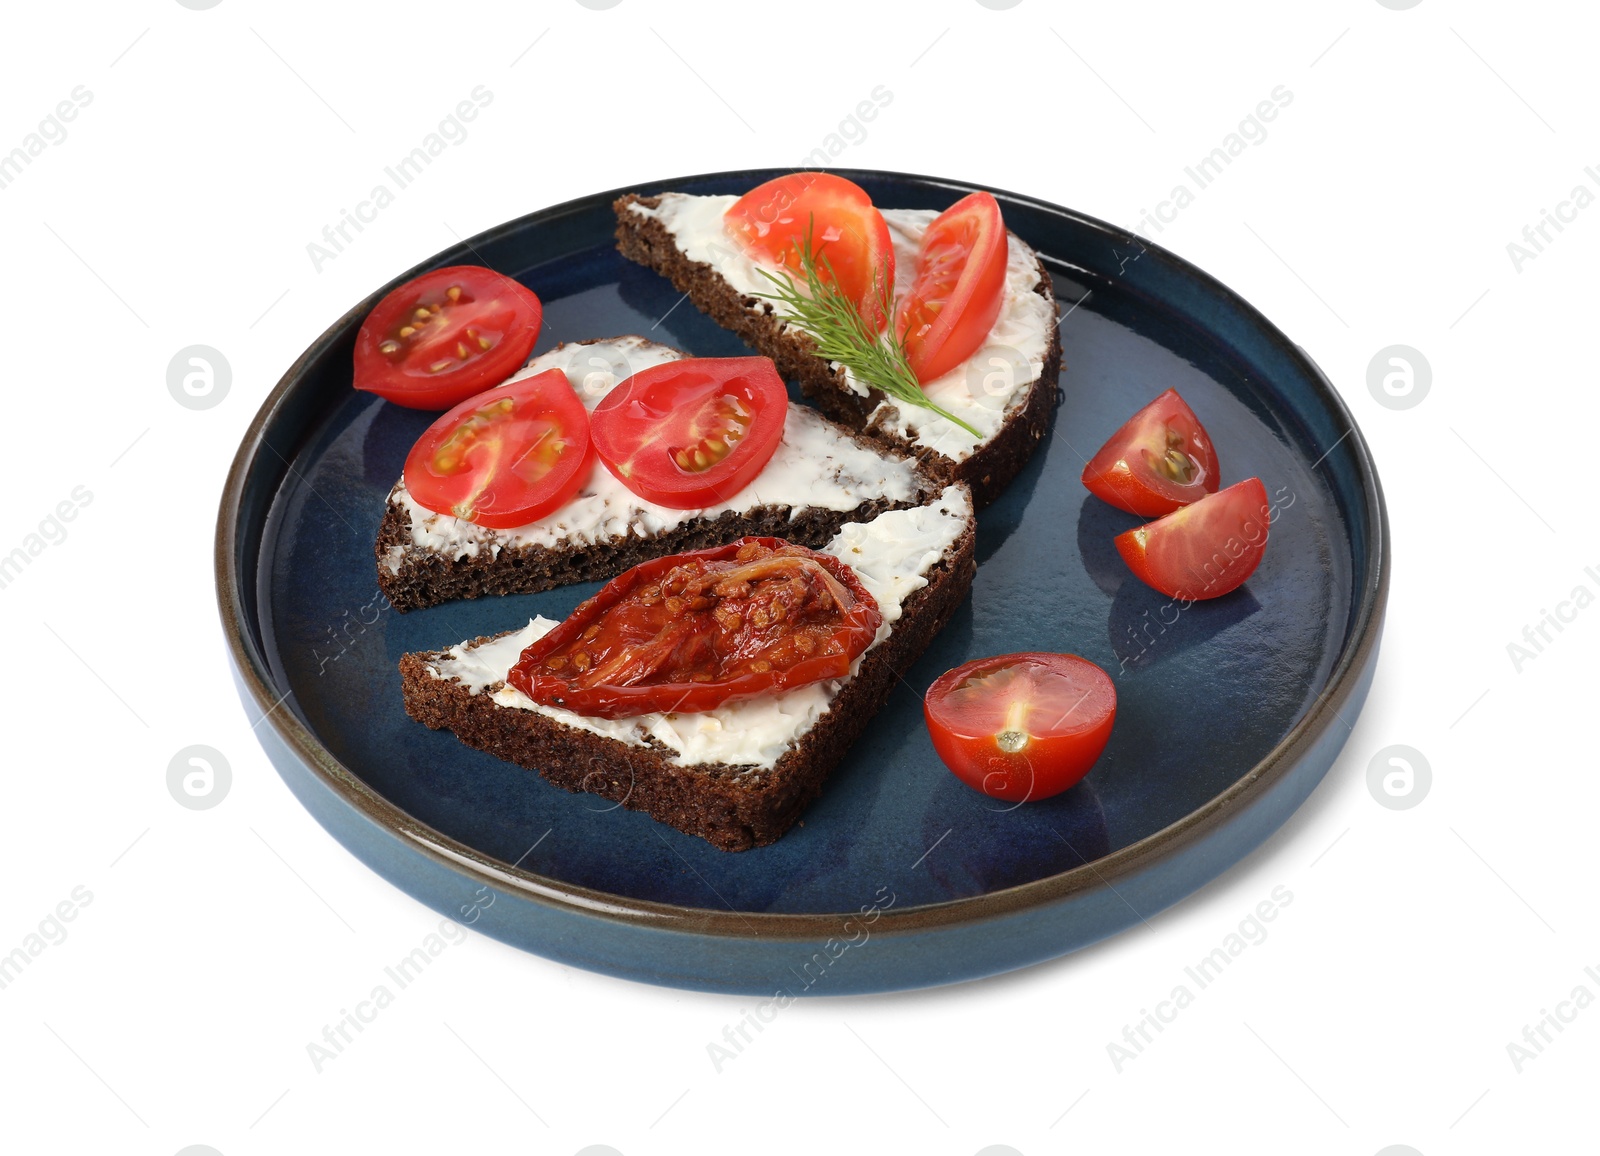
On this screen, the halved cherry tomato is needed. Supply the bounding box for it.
[403,369,592,528]
[589,356,787,510]
[896,191,1010,384]
[1082,389,1220,516]
[1114,477,1270,601]
[725,173,895,330]
[355,266,543,409]
[508,538,882,718]
[924,652,1116,802]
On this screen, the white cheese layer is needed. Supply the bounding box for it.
[627,193,1056,463]
[383,336,923,571]
[425,485,971,771]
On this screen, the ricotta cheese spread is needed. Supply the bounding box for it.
[626,193,1057,463]
[385,335,923,570]
[426,485,971,771]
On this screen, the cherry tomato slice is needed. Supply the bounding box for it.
[725,173,895,331]
[507,538,882,719]
[403,369,593,529]
[896,191,1010,384]
[355,265,543,410]
[589,356,787,510]
[1114,477,1270,601]
[924,652,1116,802]
[1082,389,1221,516]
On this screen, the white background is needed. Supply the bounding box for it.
[1,1,1594,1153]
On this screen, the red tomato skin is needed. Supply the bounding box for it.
[725,173,895,330]
[1114,477,1270,601]
[507,538,881,718]
[354,265,543,410]
[923,652,1116,803]
[1082,389,1221,516]
[403,369,593,529]
[897,191,1010,384]
[589,356,788,511]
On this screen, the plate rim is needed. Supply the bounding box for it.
[215,165,1390,940]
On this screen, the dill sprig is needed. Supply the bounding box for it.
[752,225,982,438]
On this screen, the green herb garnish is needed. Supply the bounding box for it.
[752,226,982,438]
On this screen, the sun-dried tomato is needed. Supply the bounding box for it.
[507,538,882,718]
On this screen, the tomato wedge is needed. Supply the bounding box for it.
[508,538,882,718]
[355,266,543,409]
[896,191,1010,383]
[403,369,592,528]
[589,356,787,510]
[1114,477,1270,601]
[924,653,1116,802]
[725,173,895,330]
[1082,389,1220,516]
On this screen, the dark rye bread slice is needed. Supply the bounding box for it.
[614,193,1064,507]
[375,336,942,612]
[376,487,921,613]
[400,490,976,851]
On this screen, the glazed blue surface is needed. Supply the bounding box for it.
[227,170,1384,992]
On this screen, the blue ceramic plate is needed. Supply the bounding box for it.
[217,169,1387,995]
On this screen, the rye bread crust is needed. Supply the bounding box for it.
[614,193,1064,507]
[400,512,976,851]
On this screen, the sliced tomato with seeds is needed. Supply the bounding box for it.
[725,173,895,330]
[1114,477,1270,601]
[1082,389,1220,516]
[589,356,787,510]
[896,191,1011,383]
[355,265,543,409]
[507,538,882,718]
[924,653,1116,803]
[403,368,592,528]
